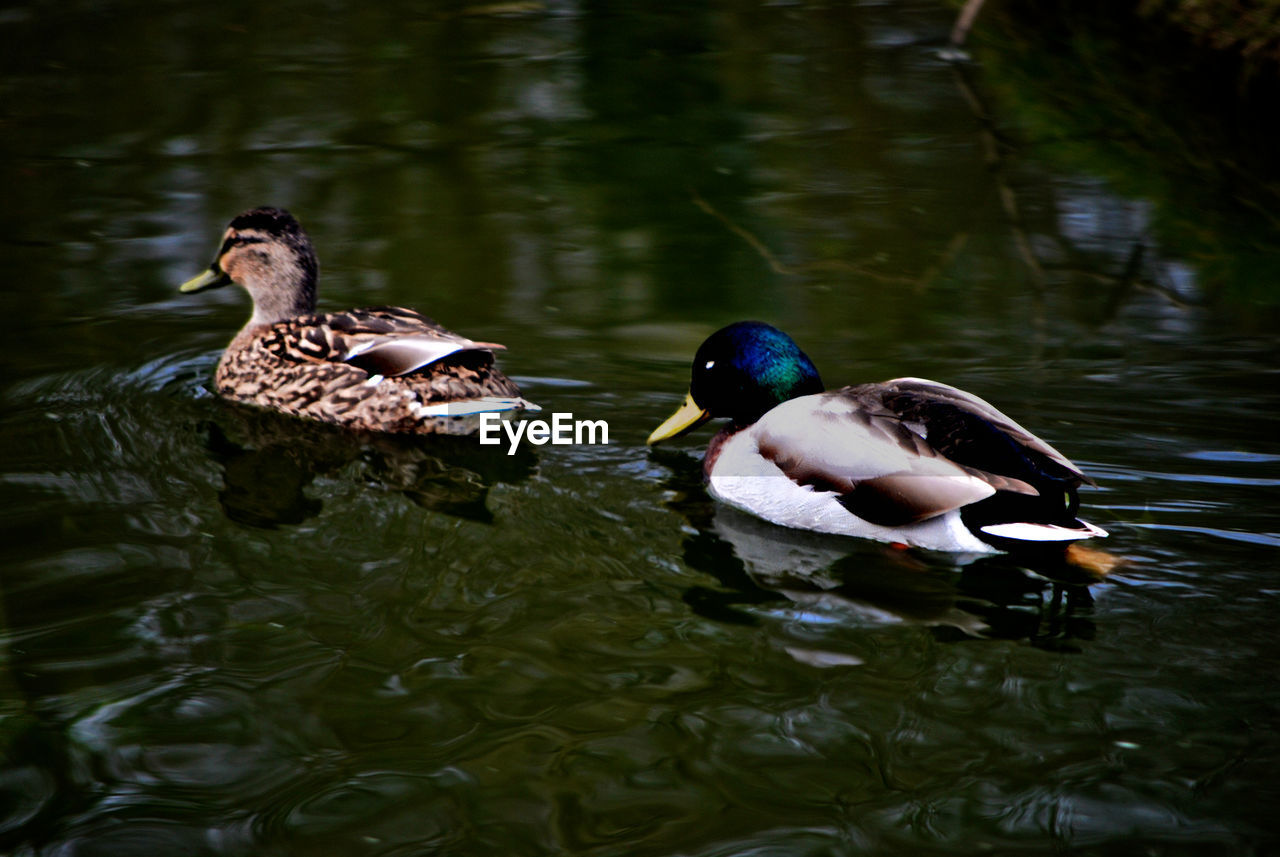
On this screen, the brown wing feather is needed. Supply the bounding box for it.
[838,474,997,526]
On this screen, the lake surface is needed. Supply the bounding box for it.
[2,2,1278,855]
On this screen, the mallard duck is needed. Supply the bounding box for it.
[180,207,537,434]
[647,321,1107,554]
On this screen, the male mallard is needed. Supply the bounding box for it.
[647,321,1107,554]
[181,207,537,434]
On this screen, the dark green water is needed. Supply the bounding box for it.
[3,2,1279,855]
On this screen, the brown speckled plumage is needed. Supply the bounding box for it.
[181,207,536,434]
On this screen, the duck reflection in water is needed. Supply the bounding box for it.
[652,447,1101,657]
[203,400,538,528]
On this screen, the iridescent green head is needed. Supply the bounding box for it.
[648,321,824,443]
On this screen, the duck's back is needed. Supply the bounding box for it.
[215,306,526,434]
[835,377,1089,489]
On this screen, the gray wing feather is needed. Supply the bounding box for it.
[753,394,1033,526]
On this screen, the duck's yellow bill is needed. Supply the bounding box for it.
[179,267,230,294]
[647,391,712,445]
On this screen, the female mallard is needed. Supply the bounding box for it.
[180,207,537,434]
[647,321,1107,554]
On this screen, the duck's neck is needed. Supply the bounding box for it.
[227,289,315,358]
[240,242,318,332]
[247,285,315,328]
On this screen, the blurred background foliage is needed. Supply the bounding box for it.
[966,0,1280,319]
[1141,0,1280,63]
